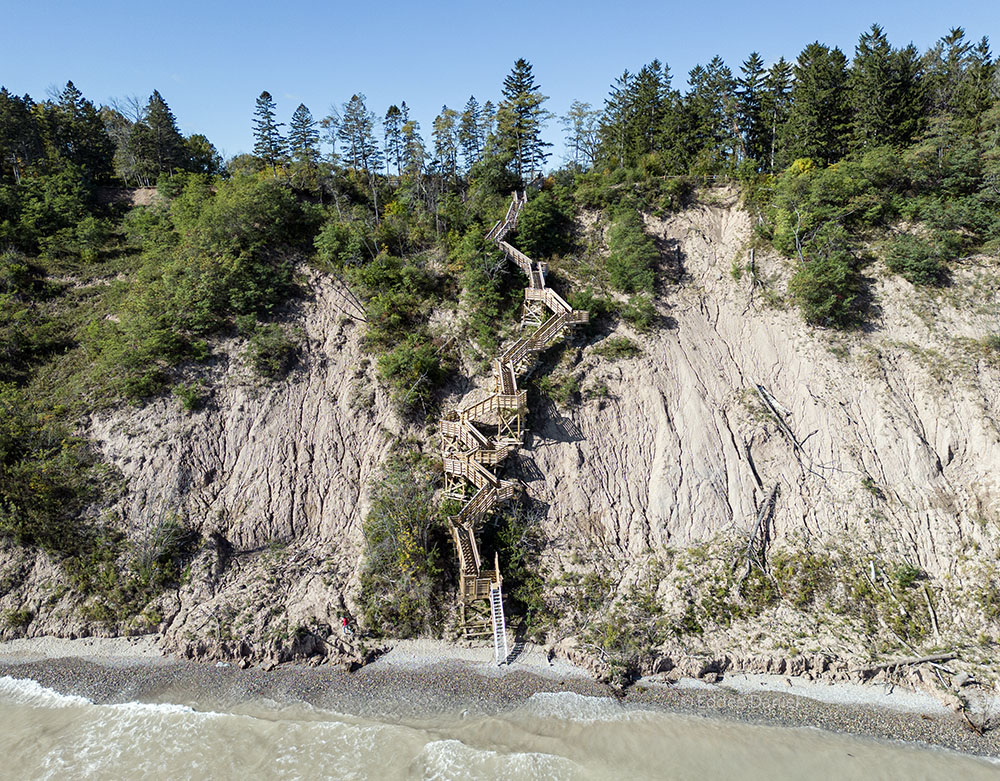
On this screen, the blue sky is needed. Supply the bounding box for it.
[2,1,997,164]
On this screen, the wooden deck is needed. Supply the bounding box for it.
[440,190,589,635]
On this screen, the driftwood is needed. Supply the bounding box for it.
[852,652,957,674]
[737,483,779,587]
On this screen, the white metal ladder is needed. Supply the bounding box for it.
[490,583,509,665]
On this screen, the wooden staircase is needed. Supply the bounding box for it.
[441,190,589,654]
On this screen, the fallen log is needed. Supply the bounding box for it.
[851,652,957,674]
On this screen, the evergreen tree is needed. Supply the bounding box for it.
[761,57,793,171]
[288,103,320,188]
[137,90,185,176]
[495,58,551,181]
[849,25,897,149]
[184,133,222,174]
[780,43,850,166]
[432,105,459,182]
[44,81,114,184]
[737,52,766,164]
[599,70,633,166]
[0,89,41,184]
[337,94,382,178]
[252,91,286,175]
[401,120,426,179]
[384,104,404,176]
[682,56,738,173]
[458,95,483,171]
[479,100,496,143]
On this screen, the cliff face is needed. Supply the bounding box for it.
[532,191,1000,577]
[3,190,999,665]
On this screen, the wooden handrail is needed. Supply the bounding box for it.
[440,191,590,633]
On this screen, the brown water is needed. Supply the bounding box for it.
[1,676,996,780]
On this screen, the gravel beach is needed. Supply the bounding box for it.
[1,636,996,760]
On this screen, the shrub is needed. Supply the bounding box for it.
[787,226,865,329]
[885,234,947,285]
[621,294,658,331]
[244,324,298,380]
[2,608,33,629]
[605,210,658,293]
[593,335,641,360]
[516,186,575,259]
[376,334,445,413]
[357,454,444,637]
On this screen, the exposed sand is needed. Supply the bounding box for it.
[0,635,165,665]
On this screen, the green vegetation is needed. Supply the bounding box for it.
[592,336,641,360]
[357,452,447,637]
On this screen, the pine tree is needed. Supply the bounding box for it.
[0,89,41,184]
[253,91,286,175]
[458,95,483,171]
[737,52,766,164]
[139,90,185,176]
[849,25,894,149]
[384,104,404,176]
[288,103,320,188]
[432,105,459,182]
[780,43,850,166]
[495,58,551,181]
[337,94,382,177]
[682,56,738,173]
[479,100,496,143]
[401,119,426,179]
[761,58,793,171]
[46,81,114,184]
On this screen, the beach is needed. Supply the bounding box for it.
[0,635,996,765]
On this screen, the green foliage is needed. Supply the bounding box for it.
[376,334,446,414]
[884,232,958,285]
[787,225,865,329]
[357,453,444,637]
[537,371,580,407]
[0,383,107,555]
[2,607,33,629]
[621,294,658,331]
[89,174,317,400]
[244,323,299,380]
[592,336,641,360]
[516,186,575,259]
[171,381,207,412]
[605,210,658,293]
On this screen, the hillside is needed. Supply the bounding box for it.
[2,188,998,686]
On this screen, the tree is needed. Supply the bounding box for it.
[480,100,496,142]
[338,94,383,219]
[432,105,459,183]
[184,134,221,175]
[761,57,793,171]
[495,58,551,181]
[737,52,766,164]
[780,43,850,166]
[288,103,320,188]
[43,81,114,185]
[338,94,382,177]
[682,56,738,173]
[458,95,483,171]
[138,90,185,176]
[401,119,427,179]
[384,104,404,176]
[0,89,41,184]
[252,91,286,175]
[561,100,600,168]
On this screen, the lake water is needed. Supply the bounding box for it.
[1,675,996,780]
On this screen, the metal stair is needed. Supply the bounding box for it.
[490,581,509,665]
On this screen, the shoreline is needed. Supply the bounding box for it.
[0,636,996,760]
